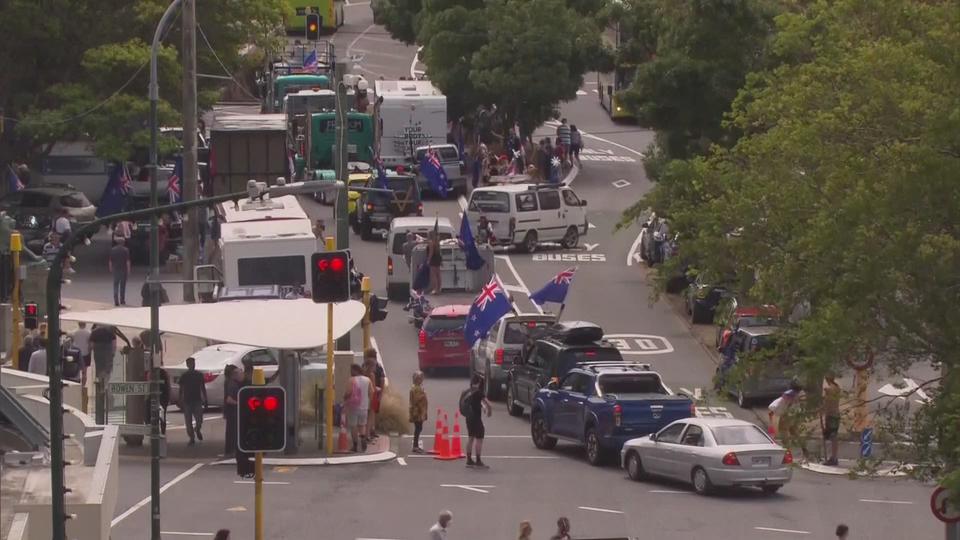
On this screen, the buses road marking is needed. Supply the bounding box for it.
[583,243,599,252]
[532,253,607,262]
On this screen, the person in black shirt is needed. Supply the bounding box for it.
[178,357,208,445]
[222,364,243,457]
[464,374,491,468]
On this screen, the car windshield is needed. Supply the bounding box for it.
[391,232,452,255]
[469,191,510,213]
[711,425,773,445]
[425,316,466,333]
[598,374,667,395]
[503,320,553,344]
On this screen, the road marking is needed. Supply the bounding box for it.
[612,179,631,188]
[588,222,596,229]
[626,229,644,267]
[694,387,702,400]
[576,90,588,96]
[441,484,495,494]
[648,490,687,494]
[532,253,607,263]
[859,499,914,505]
[696,406,733,419]
[273,466,297,473]
[111,463,204,527]
[410,46,424,79]
[406,454,558,459]
[604,334,674,355]
[494,255,544,314]
[226,506,247,512]
[592,89,599,94]
[578,506,624,515]
[397,457,407,466]
[161,533,211,537]
[754,527,811,535]
[583,243,599,252]
[347,24,376,59]
[233,481,291,485]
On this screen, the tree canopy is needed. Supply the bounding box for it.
[624,0,960,492]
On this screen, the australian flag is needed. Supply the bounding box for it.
[458,212,485,271]
[375,158,389,189]
[529,267,577,306]
[5,165,23,192]
[303,50,318,71]
[96,162,131,217]
[419,149,450,198]
[464,276,513,346]
[167,156,183,203]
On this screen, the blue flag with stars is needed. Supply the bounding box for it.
[529,267,577,306]
[464,276,513,347]
[419,149,450,198]
[458,212,486,271]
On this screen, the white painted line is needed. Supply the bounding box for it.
[859,499,914,505]
[612,179,631,188]
[112,463,204,527]
[161,532,213,536]
[754,527,811,535]
[494,255,544,314]
[588,222,596,229]
[626,229,644,267]
[648,490,687,494]
[583,243,599,252]
[347,24,376,58]
[410,46,424,79]
[441,484,494,494]
[397,457,407,466]
[576,90,588,96]
[233,481,291,485]
[592,89,599,94]
[345,1,372,7]
[679,387,692,396]
[578,506,624,515]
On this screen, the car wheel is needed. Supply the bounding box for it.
[521,231,538,253]
[761,485,782,495]
[561,226,579,249]
[506,383,523,417]
[585,427,606,466]
[360,222,374,241]
[531,412,557,450]
[626,451,646,481]
[692,466,713,495]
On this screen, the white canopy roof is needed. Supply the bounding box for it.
[60,299,366,350]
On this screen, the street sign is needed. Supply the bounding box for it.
[931,486,960,524]
[108,382,150,395]
[860,428,874,458]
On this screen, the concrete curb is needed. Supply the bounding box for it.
[209,450,397,466]
[801,460,909,478]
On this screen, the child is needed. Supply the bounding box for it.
[409,371,428,453]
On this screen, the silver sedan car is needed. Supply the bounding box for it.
[620,417,793,495]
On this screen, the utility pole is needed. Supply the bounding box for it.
[181,0,199,302]
[334,62,351,351]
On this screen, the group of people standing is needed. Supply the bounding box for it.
[469,118,583,189]
[342,348,387,453]
[429,511,573,540]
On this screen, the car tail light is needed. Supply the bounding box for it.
[613,404,622,427]
[495,348,504,365]
[782,449,793,465]
[418,329,426,348]
[584,350,596,357]
[202,371,219,384]
[722,452,740,466]
[387,256,394,275]
[417,202,423,215]
[366,203,374,212]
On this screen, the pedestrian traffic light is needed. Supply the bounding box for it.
[305,14,321,41]
[368,294,388,323]
[311,251,351,303]
[237,386,286,453]
[24,303,38,330]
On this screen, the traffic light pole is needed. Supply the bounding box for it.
[334,62,351,352]
[10,232,21,369]
[324,236,336,455]
[252,368,265,540]
[361,276,371,351]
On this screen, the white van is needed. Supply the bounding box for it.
[465,183,589,253]
[385,216,456,300]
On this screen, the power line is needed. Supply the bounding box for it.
[196,23,262,102]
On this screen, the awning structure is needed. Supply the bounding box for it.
[60,299,366,350]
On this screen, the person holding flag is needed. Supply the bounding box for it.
[5,164,24,193]
[97,162,132,218]
[457,212,486,271]
[419,148,450,198]
[529,267,577,319]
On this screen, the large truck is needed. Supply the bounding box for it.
[309,111,375,169]
[208,112,290,196]
[373,80,448,168]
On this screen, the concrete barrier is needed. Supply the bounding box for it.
[5,513,29,540]
[1,368,82,410]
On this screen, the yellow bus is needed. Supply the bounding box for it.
[286,1,344,34]
[597,22,635,120]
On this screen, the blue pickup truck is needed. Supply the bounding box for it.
[530,363,695,465]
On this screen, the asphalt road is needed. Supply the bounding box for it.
[57,4,942,539]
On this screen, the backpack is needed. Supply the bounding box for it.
[459,388,475,417]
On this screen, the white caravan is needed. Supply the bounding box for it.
[374,80,447,168]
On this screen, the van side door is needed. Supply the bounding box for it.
[536,189,564,241]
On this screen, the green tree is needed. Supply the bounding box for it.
[379,0,423,45]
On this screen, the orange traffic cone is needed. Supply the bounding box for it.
[449,412,465,459]
[434,420,456,460]
[429,408,444,455]
[337,416,351,453]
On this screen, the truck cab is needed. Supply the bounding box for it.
[310,111,375,169]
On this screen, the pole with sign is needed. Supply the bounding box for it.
[931,486,960,540]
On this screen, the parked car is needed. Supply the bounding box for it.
[716,326,796,407]
[0,185,96,226]
[465,183,588,253]
[506,321,624,417]
[684,274,728,324]
[417,304,471,374]
[470,313,555,400]
[8,212,53,254]
[167,344,278,408]
[354,173,423,241]
[714,299,780,348]
[638,213,675,267]
[621,418,793,495]
[531,363,695,465]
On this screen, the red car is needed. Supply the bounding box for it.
[716,300,780,349]
[418,304,472,373]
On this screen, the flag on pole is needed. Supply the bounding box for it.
[96,162,131,217]
[419,149,450,198]
[464,275,514,346]
[529,267,577,306]
[167,156,183,203]
[458,212,486,271]
[375,158,389,190]
[303,50,318,71]
[5,165,23,192]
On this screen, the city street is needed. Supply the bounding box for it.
[68,5,942,540]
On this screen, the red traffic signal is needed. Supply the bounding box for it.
[237,386,286,453]
[311,251,351,303]
[24,303,39,330]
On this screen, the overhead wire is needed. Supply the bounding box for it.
[196,23,262,102]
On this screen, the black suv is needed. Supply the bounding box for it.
[354,174,423,241]
[506,321,625,417]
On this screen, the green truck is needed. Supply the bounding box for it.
[268,74,331,113]
[308,111,375,169]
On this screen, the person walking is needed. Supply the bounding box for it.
[18,335,36,372]
[108,237,131,306]
[53,209,72,245]
[223,364,242,457]
[27,338,48,375]
[178,357,208,446]
[821,373,842,466]
[768,381,807,459]
[428,510,453,540]
[89,324,128,383]
[556,118,572,166]
[462,374,491,468]
[518,520,533,540]
[409,370,428,453]
[550,517,572,540]
[835,524,849,539]
[427,230,443,295]
[112,219,132,245]
[569,125,583,167]
[344,364,372,452]
[363,348,385,441]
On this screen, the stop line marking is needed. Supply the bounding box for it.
[578,506,624,515]
[754,527,810,535]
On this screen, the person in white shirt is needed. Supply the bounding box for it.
[343,364,372,452]
[428,510,452,540]
[28,339,48,376]
[71,322,91,384]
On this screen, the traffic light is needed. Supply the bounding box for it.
[237,386,286,453]
[24,303,38,330]
[369,294,388,323]
[306,14,320,41]
[311,251,351,303]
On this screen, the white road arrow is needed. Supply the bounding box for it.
[584,243,599,252]
[631,252,642,264]
[441,484,495,494]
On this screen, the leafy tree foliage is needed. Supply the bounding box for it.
[379,0,423,45]
[626,0,959,492]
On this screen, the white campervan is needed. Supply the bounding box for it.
[465,183,589,253]
[385,216,457,300]
[374,80,447,168]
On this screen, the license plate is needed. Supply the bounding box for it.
[444,340,461,347]
[752,456,772,467]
